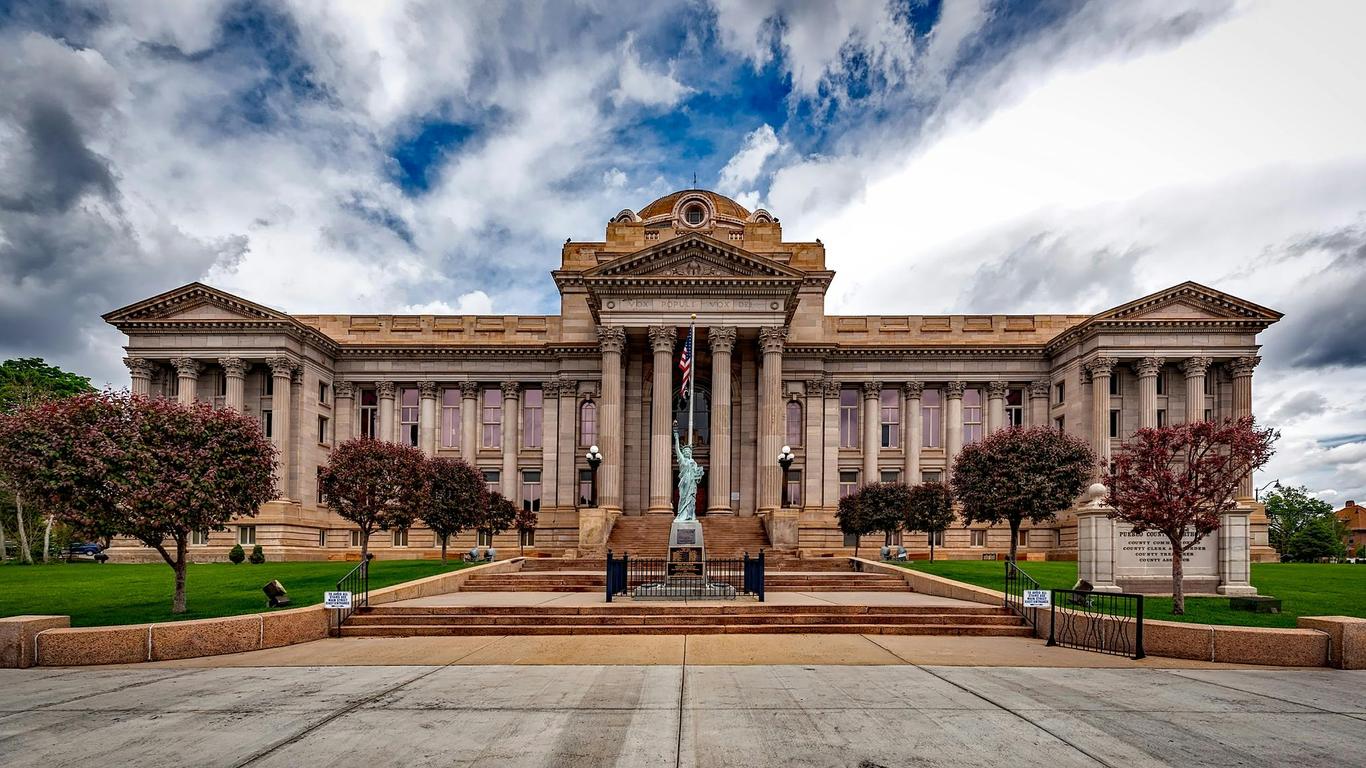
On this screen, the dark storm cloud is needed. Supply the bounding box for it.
[1269,391,1329,425]
[1258,224,1366,369]
[0,99,116,214]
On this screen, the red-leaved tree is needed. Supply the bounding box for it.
[952,426,1095,562]
[514,502,538,556]
[481,491,518,553]
[905,482,955,562]
[1105,417,1277,614]
[836,483,910,558]
[319,438,427,560]
[423,457,487,563]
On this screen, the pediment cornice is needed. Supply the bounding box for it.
[104,283,340,353]
[1044,282,1282,354]
[582,233,805,281]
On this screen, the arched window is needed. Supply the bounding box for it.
[579,400,597,447]
[785,400,802,446]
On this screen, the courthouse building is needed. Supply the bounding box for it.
[105,189,1281,562]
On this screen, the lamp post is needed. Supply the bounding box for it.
[778,445,795,508]
[1255,478,1281,502]
[585,445,603,507]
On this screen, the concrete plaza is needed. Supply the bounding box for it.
[3,658,1364,767]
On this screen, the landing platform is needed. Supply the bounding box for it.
[385,590,978,609]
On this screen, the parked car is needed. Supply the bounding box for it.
[67,542,103,557]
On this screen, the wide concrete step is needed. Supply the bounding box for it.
[366,604,1011,616]
[347,612,1023,627]
[341,623,1032,637]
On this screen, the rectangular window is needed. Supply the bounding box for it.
[318,529,327,547]
[579,401,597,448]
[218,374,227,397]
[879,388,900,448]
[360,389,378,439]
[316,466,325,505]
[1156,409,1167,428]
[1204,408,1213,422]
[1109,409,1120,439]
[393,529,408,547]
[318,415,329,445]
[1155,371,1166,396]
[885,530,902,546]
[1204,373,1214,396]
[839,470,859,498]
[921,389,942,448]
[963,388,984,444]
[784,469,802,507]
[843,531,860,547]
[1055,415,1065,433]
[1016,529,1029,548]
[482,469,500,494]
[521,470,541,512]
[238,525,256,546]
[839,388,859,448]
[441,389,461,449]
[1006,388,1024,427]
[785,400,803,447]
[1109,372,1120,396]
[400,387,420,447]
[579,469,594,506]
[971,529,986,547]
[263,372,274,396]
[191,530,209,546]
[319,381,329,404]
[927,530,945,547]
[477,530,493,548]
[523,388,543,449]
[1055,382,1065,405]
[262,409,273,439]
[880,470,900,484]
[350,530,360,547]
[922,470,942,484]
[520,528,535,547]
[482,389,502,448]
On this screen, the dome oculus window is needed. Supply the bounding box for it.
[683,204,706,226]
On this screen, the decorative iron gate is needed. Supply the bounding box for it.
[1046,589,1146,660]
[606,550,765,601]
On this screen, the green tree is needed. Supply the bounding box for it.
[905,481,955,562]
[837,483,909,558]
[423,457,487,563]
[1286,516,1347,562]
[481,491,517,552]
[1264,485,1334,560]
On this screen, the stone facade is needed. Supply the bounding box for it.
[103,189,1282,562]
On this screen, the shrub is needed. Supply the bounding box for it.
[228,544,245,564]
[1356,544,1366,559]
[248,544,265,564]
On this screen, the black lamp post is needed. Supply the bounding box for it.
[586,445,603,507]
[778,445,795,507]
[1255,479,1281,502]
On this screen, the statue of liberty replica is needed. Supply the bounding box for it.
[669,316,705,564]
[673,422,704,522]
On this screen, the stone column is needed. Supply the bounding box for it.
[944,381,965,479]
[170,357,201,405]
[541,379,561,509]
[1075,486,1123,592]
[822,379,841,505]
[289,366,303,500]
[709,327,737,514]
[266,356,296,500]
[647,325,677,513]
[804,378,825,509]
[376,381,396,444]
[219,357,247,412]
[986,380,1007,434]
[861,381,882,485]
[334,380,355,442]
[418,381,438,456]
[459,381,480,461]
[1134,357,1164,429]
[124,357,154,397]
[1217,509,1257,595]
[557,380,579,506]
[1085,357,1118,470]
[756,326,788,515]
[1182,357,1213,425]
[903,382,923,485]
[500,382,521,501]
[1229,355,1261,500]
[597,326,627,513]
[1027,381,1050,426]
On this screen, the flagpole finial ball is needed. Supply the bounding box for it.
[691,313,697,320]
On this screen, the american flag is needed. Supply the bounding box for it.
[679,326,694,399]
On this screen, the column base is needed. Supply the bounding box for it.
[1074,580,1123,593]
[1217,584,1259,597]
[706,506,735,515]
[646,504,674,514]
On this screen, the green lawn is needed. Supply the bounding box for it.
[896,560,1366,628]
[0,559,472,627]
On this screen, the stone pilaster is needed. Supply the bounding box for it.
[1085,356,1118,471]
[418,381,438,456]
[709,327,737,513]
[822,379,841,505]
[756,326,787,515]
[1027,380,1050,426]
[500,381,521,501]
[541,379,561,509]
[170,357,201,406]
[334,380,355,443]
[1229,355,1261,500]
[376,381,397,444]
[903,381,923,485]
[1134,357,1164,430]
[803,378,825,509]
[647,325,677,513]
[1217,509,1257,595]
[596,326,627,514]
[944,381,965,479]
[986,380,1007,434]
[124,357,154,397]
[218,357,247,412]
[557,379,579,507]
[1181,357,1213,425]
[861,380,882,485]
[458,381,480,462]
[266,356,296,500]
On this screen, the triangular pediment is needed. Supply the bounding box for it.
[584,234,803,280]
[1092,282,1282,323]
[103,283,290,323]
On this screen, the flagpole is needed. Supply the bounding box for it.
[687,314,696,447]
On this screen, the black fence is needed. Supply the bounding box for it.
[329,554,371,636]
[1003,560,1042,630]
[1046,589,1146,660]
[606,550,765,602]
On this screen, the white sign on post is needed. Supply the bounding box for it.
[1022,589,1051,608]
[324,591,353,610]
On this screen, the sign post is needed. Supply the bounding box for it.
[324,591,353,610]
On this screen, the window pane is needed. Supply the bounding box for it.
[879,388,899,448]
[521,470,541,511]
[482,389,502,448]
[921,389,941,448]
[523,388,543,448]
[785,401,802,446]
[963,388,983,444]
[441,389,461,449]
[839,388,859,448]
[580,401,597,447]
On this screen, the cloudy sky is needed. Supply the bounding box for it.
[2,0,1364,502]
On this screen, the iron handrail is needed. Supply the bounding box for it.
[1047,589,1146,660]
[330,554,371,636]
[1004,559,1042,629]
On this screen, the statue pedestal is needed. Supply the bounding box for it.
[667,520,705,580]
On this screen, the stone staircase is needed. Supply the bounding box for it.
[459,564,909,593]
[606,515,769,558]
[341,603,1030,637]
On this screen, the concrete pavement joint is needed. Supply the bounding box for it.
[674,635,687,768]
[1161,669,1366,723]
[0,668,202,727]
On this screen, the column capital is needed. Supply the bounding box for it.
[217,357,247,378]
[805,378,826,396]
[986,380,1009,399]
[418,381,439,399]
[124,357,155,378]
[1083,356,1119,381]
[1181,356,1214,378]
[822,378,842,398]
[1028,380,1051,400]
[170,357,202,378]
[557,376,579,399]
[500,381,521,399]
[1228,355,1261,378]
[596,325,627,354]
[647,325,677,353]
[290,366,304,386]
[944,381,966,399]
[708,325,737,354]
[543,378,563,398]
[334,380,355,399]
[265,356,296,377]
[376,381,397,399]
[757,326,788,355]
[862,380,883,399]
[902,381,924,399]
[459,380,481,399]
[1133,357,1166,378]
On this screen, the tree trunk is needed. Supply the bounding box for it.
[1170,534,1186,615]
[930,535,936,563]
[1008,520,1020,563]
[1,514,8,561]
[172,538,189,614]
[42,514,53,564]
[15,491,32,565]
[440,534,448,564]
[360,529,370,562]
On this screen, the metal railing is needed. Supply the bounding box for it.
[1047,589,1146,660]
[330,554,371,636]
[606,550,764,602]
[1003,560,1042,630]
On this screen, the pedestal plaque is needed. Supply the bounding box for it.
[667,520,705,578]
